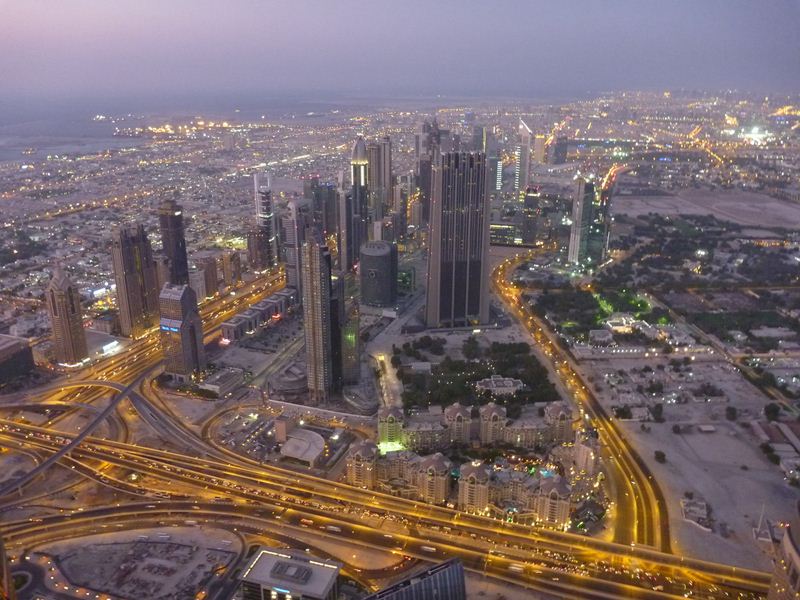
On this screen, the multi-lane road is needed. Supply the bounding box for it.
[0,261,775,599]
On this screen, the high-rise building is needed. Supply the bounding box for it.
[520,187,542,245]
[154,254,170,291]
[188,267,208,302]
[221,250,242,286]
[360,241,398,308]
[363,559,466,600]
[488,156,503,193]
[253,172,279,269]
[304,177,338,237]
[301,231,333,404]
[159,283,206,382]
[366,136,392,222]
[417,154,434,223]
[338,189,357,271]
[329,272,345,392]
[199,257,218,298]
[586,186,613,266]
[426,152,491,328]
[341,306,360,385]
[568,177,595,265]
[548,135,569,164]
[533,133,547,163]
[246,227,269,272]
[158,196,189,286]
[111,224,158,338]
[514,118,532,194]
[46,266,88,365]
[351,137,370,246]
[282,198,312,293]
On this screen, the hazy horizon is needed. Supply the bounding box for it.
[3,0,799,116]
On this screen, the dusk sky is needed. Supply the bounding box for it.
[2,0,799,103]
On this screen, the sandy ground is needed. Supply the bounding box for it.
[613,188,800,228]
[582,356,796,569]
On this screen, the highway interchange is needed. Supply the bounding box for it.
[0,263,775,599]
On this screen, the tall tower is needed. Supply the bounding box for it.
[514,118,532,194]
[254,172,279,269]
[282,198,312,293]
[568,177,595,265]
[159,284,206,382]
[220,250,242,286]
[46,266,88,365]
[301,231,333,404]
[426,152,490,328]
[587,185,613,266]
[111,224,158,338]
[338,189,356,271]
[158,196,189,285]
[351,137,370,248]
[367,137,392,223]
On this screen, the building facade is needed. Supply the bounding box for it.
[159,283,206,382]
[301,233,333,404]
[158,196,189,285]
[111,223,159,338]
[425,152,491,328]
[46,266,88,365]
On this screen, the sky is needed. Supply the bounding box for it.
[1,0,799,106]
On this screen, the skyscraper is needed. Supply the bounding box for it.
[338,189,357,271]
[533,133,547,163]
[304,177,338,237]
[363,559,466,600]
[585,184,612,266]
[158,196,189,285]
[351,137,370,246]
[520,187,542,245]
[159,283,206,382]
[549,135,569,164]
[367,136,392,221]
[111,224,159,338]
[199,256,219,298]
[282,198,312,293]
[341,306,361,385]
[220,250,241,286]
[254,172,279,269]
[568,177,595,265]
[360,241,398,307]
[246,227,270,271]
[301,231,333,404]
[46,266,88,365]
[426,152,491,328]
[514,118,532,194]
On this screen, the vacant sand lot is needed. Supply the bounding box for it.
[614,189,800,228]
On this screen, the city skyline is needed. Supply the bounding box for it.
[1,3,799,599]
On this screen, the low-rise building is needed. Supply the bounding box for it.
[476,375,524,397]
[346,440,378,489]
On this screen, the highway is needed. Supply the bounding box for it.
[0,259,774,599]
[0,498,766,600]
[492,254,670,552]
[0,420,770,598]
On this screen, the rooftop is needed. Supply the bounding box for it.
[242,547,340,598]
